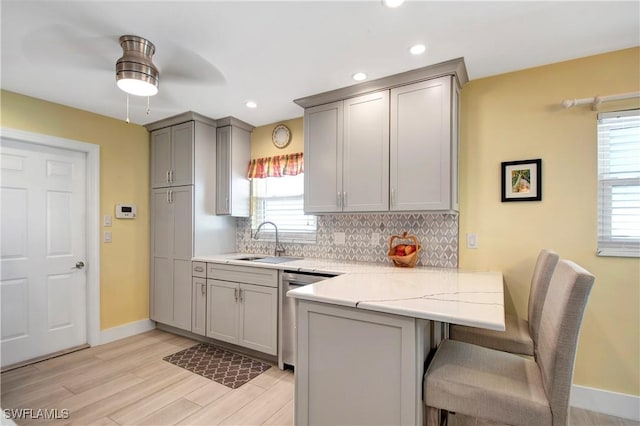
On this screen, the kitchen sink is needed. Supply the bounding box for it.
[253,256,303,264]
[234,256,266,261]
[234,255,303,264]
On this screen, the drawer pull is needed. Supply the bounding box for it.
[194,266,204,272]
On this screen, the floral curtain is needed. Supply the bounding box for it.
[247,152,304,179]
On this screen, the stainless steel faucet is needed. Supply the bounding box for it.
[254,221,286,257]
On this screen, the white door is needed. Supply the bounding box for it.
[1,139,87,368]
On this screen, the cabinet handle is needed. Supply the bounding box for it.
[337,192,342,208]
[166,190,170,204]
[194,266,204,272]
[169,169,174,183]
[239,288,243,302]
[201,284,206,296]
[169,190,174,204]
[225,197,229,210]
[234,288,238,302]
[391,188,395,206]
[343,192,347,208]
[166,170,170,184]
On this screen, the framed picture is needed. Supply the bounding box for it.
[501,159,542,202]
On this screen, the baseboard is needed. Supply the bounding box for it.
[571,384,640,421]
[99,319,156,345]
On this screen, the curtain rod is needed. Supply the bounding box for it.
[561,91,640,110]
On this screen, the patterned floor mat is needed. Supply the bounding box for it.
[163,342,272,389]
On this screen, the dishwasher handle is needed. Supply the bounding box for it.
[287,280,314,287]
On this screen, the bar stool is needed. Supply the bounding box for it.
[424,259,595,426]
[449,249,559,356]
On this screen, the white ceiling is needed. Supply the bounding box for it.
[1,1,638,127]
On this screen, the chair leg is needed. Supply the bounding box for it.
[427,406,440,426]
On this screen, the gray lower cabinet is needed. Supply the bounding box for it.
[195,263,278,356]
[151,186,193,330]
[191,277,207,336]
[295,300,430,426]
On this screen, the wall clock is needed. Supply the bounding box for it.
[272,124,291,149]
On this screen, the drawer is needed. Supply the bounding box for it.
[207,263,278,288]
[192,261,207,278]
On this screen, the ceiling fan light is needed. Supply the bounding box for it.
[117,77,158,97]
[383,0,405,8]
[115,35,160,96]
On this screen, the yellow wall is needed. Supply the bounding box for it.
[250,117,304,159]
[0,90,150,330]
[459,47,640,395]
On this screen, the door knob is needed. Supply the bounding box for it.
[74,261,85,270]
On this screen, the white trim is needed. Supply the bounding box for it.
[0,127,101,347]
[99,319,156,345]
[571,384,640,421]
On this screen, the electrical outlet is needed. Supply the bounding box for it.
[334,232,346,245]
[371,232,380,246]
[104,231,112,243]
[466,233,478,249]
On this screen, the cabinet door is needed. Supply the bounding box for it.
[343,91,390,212]
[216,126,231,215]
[192,278,207,336]
[238,283,277,355]
[390,76,452,211]
[171,186,194,330]
[151,128,171,188]
[207,279,239,344]
[151,189,173,323]
[171,122,194,187]
[304,101,343,213]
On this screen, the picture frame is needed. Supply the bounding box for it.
[501,159,542,202]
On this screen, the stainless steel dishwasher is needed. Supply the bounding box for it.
[281,270,337,368]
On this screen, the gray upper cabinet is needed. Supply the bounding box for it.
[390,76,455,211]
[304,91,389,213]
[296,58,467,213]
[216,117,254,217]
[151,121,194,188]
[304,101,343,213]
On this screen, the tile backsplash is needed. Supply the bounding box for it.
[236,213,458,268]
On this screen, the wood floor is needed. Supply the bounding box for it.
[1,329,637,426]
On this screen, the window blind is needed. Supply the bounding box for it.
[597,109,640,257]
[251,174,317,243]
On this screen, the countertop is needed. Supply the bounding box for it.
[192,253,414,275]
[193,253,505,331]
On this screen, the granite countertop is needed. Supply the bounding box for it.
[193,253,505,331]
[192,253,419,275]
[288,270,505,331]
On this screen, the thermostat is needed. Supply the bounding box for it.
[115,204,137,219]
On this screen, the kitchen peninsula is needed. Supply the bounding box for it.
[288,269,504,426]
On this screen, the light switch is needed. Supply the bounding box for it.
[334,232,346,245]
[466,233,478,249]
[104,231,112,243]
[103,215,112,227]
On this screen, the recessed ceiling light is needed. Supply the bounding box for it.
[245,101,257,108]
[383,0,405,8]
[409,44,426,55]
[352,72,367,81]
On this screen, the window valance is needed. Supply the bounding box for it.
[247,152,304,179]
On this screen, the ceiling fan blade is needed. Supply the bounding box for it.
[22,24,117,72]
[157,45,226,86]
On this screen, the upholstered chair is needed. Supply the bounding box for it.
[449,249,559,356]
[424,259,595,426]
